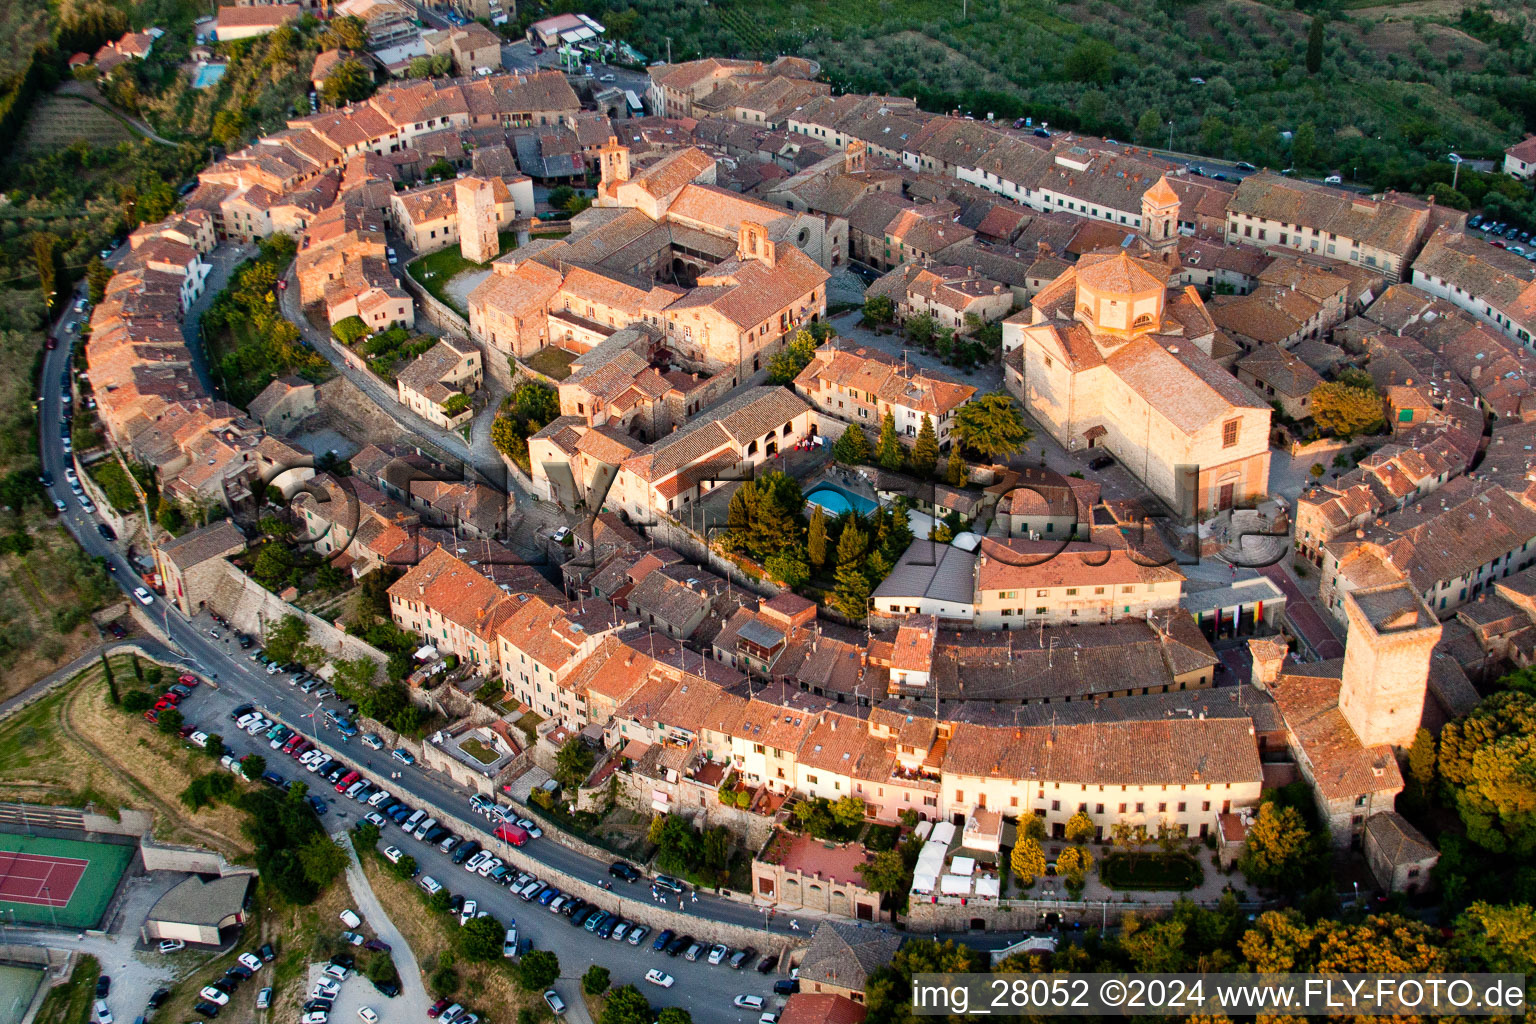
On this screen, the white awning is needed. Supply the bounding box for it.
[414,645,438,661]
[911,872,938,894]
[951,856,975,876]
[974,876,1000,898]
[940,874,971,895]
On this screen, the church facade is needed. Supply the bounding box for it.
[1003,177,1271,519]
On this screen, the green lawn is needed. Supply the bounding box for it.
[405,233,519,315]
[524,347,577,381]
[1100,852,1203,892]
[458,737,500,765]
[32,954,98,1024]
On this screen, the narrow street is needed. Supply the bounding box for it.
[1260,561,1345,660]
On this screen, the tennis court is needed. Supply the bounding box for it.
[0,833,132,928]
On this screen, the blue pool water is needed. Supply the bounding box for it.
[805,483,879,517]
[192,63,227,89]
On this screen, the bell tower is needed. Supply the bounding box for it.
[1140,175,1181,258]
[598,136,630,189]
[845,138,868,175]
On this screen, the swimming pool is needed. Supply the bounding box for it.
[805,483,879,517]
[192,63,227,89]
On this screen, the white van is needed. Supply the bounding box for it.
[413,816,437,840]
[403,810,427,833]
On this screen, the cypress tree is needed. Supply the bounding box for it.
[807,505,828,569]
[911,415,939,478]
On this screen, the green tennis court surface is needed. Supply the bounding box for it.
[0,833,131,929]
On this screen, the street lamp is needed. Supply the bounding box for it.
[41,885,58,929]
[1167,120,1174,151]
[1448,153,1463,192]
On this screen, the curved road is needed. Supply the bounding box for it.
[36,259,809,1022]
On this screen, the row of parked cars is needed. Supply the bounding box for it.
[187,943,276,1017]
[143,673,203,725]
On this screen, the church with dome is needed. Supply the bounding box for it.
[1002,176,1272,520]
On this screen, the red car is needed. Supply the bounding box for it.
[495,822,529,847]
[159,691,182,705]
[143,709,159,724]
[291,740,313,758]
[153,699,176,712]
[335,771,360,793]
[178,674,200,688]
[282,735,304,754]
[428,1000,450,1019]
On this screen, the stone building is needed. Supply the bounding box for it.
[1003,181,1270,519]
[1362,811,1438,893]
[157,520,249,617]
[751,831,884,922]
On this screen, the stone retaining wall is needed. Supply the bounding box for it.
[201,560,387,668]
[300,729,805,956]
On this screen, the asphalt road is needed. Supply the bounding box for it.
[177,626,788,1023]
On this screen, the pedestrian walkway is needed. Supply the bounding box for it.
[337,835,430,1019]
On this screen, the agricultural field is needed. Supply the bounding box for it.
[19,95,136,155]
[0,527,118,701]
[605,0,1533,179]
[0,653,254,856]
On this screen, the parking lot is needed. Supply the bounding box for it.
[200,670,792,1023]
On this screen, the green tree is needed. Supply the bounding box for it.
[392,854,418,880]
[1238,802,1318,891]
[764,548,810,588]
[156,708,184,734]
[831,424,869,464]
[765,328,820,385]
[1065,810,1095,843]
[876,410,905,471]
[555,736,596,791]
[836,518,867,568]
[830,794,867,829]
[1011,837,1046,885]
[1063,39,1116,84]
[86,256,112,305]
[832,560,870,619]
[102,655,118,704]
[656,1010,693,1024]
[1310,380,1383,437]
[239,753,266,781]
[517,949,560,990]
[1057,845,1093,886]
[724,472,805,560]
[457,914,505,962]
[906,312,935,347]
[1019,813,1047,843]
[1407,727,1436,788]
[946,454,967,487]
[352,821,381,850]
[32,234,57,311]
[1136,109,1164,146]
[807,504,828,569]
[1306,15,1326,75]
[253,543,296,587]
[121,691,153,713]
[599,985,651,1024]
[298,832,349,887]
[856,848,912,896]
[910,415,939,478]
[264,614,311,664]
[1438,690,1536,854]
[862,293,895,325]
[955,393,1030,460]
[211,109,246,149]
[1453,902,1536,975]
[321,58,375,107]
[1292,122,1318,171]
[582,964,611,995]
[324,15,369,50]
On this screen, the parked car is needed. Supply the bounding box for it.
[158,939,185,954]
[238,952,263,971]
[644,969,675,988]
[653,874,685,893]
[256,988,273,1010]
[730,946,756,969]
[653,929,674,952]
[543,990,566,1016]
[608,861,640,882]
[627,924,650,946]
[734,996,765,1010]
[708,944,729,965]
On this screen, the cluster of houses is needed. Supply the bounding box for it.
[79,46,1536,934]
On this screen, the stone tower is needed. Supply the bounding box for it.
[1338,582,1441,749]
[456,177,498,264]
[1247,635,1289,689]
[845,138,868,175]
[598,136,631,190]
[1140,174,1180,258]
